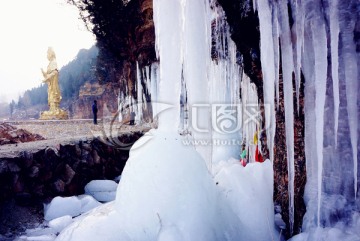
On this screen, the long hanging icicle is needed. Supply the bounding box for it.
[301,23,318,231]
[257,0,276,162]
[342,16,358,200]
[183,0,212,165]
[278,1,295,234]
[272,6,280,110]
[252,0,257,13]
[150,63,159,120]
[153,0,183,131]
[329,0,340,147]
[292,0,304,114]
[311,13,328,227]
[136,62,143,123]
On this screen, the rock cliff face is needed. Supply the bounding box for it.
[134,0,156,67]
[69,82,119,119]
[122,0,155,100]
[97,0,156,100]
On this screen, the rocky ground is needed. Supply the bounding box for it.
[7,119,153,140]
[0,123,44,145]
[0,200,43,241]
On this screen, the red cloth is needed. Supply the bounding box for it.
[240,159,247,167]
[255,145,264,163]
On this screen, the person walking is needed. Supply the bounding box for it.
[92,100,98,124]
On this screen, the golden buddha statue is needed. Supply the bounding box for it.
[39,47,68,120]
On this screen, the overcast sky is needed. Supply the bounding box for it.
[0,0,95,103]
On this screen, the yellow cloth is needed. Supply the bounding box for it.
[253,131,258,145]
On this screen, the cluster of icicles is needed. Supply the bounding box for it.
[255,0,358,235]
[117,0,358,236]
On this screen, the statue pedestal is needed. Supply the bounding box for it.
[40,108,68,120]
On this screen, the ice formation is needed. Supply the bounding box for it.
[278,0,295,234]
[256,0,359,238]
[38,0,360,240]
[44,196,82,221]
[53,0,279,240]
[257,0,276,164]
[84,180,118,202]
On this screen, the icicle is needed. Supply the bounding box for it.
[329,0,340,147]
[257,0,276,162]
[143,66,152,94]
[311,15,327,227]
[207,2,243,164]
[301,22,318,231]
[183,0,212,165]
[118,91,124,122]
[272,5,280,110]
[292,0,304,114]
[136,62,143,123]
[342,19,358,200]
[278,0,295,234]
[150,63,159,119]
[153,0,183,131]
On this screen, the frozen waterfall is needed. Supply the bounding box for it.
[256,0,359,236]
[49,0,360,240]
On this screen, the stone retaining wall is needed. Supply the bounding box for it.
[0,133,144,205]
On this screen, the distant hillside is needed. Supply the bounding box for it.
[13,46,98,118]
[60,45,98,100]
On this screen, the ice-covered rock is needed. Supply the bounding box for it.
[84,180,118,202]
[44,196,81,221]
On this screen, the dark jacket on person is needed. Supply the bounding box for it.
[92,103,98,114]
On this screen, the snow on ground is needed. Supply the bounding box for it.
[16,194,103,241]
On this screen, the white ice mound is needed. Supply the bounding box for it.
[84,180,118,202]
[56,130,242,240]
[44,196,81,221]
[114,129,240,240]
[56,129,279,240]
